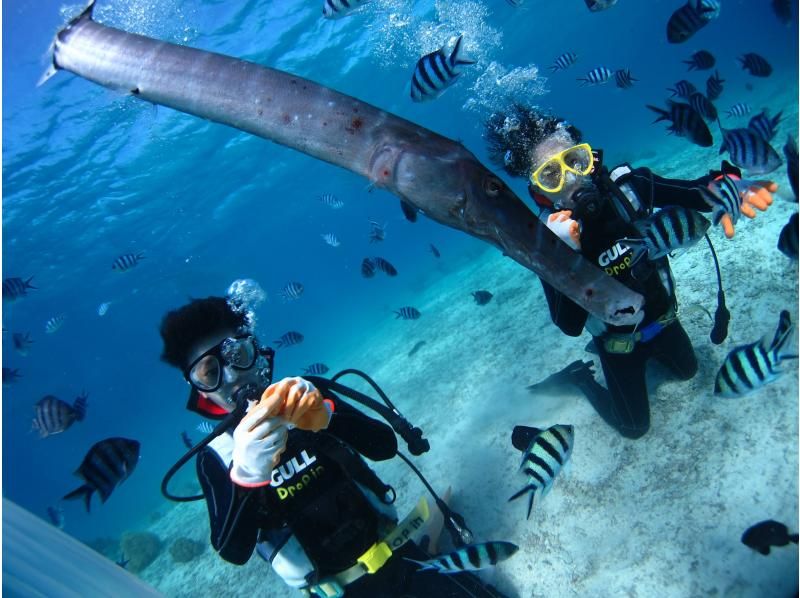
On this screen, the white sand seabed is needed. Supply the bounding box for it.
[141,152,799,596]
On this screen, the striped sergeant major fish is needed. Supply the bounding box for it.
[549,52,577,72]
[739,53,772,77]
[748,110,782,142]
[508,424,574,519]
[614,69,636,89]
[63,437,141,512]
[321,233,340,247]
[666,0,721,44]
[319,193,344,209]
[714,310,796,397]
[368,220,387,243]
[668,80,697,99]
[784,135,798,200]
[718,123,782,175]
[45,314,66,334]
[322,0,369,19]
[303,363,330,375]
[584,0,618,11]
[684,50,715,71]
[2,368,21,385]
[395,306,421,320]
[3,276,36,301]
[361,257,376,278]
[726,103,751,118]
[274,331,304,348]
[701,162,746,228]
[32,392,89,438]
[706,71,724,101]
[689,92,717,121]
[410,34,475,103]
[372,256,397,276]
[280,281,304,301]
[577,66,613,86]
[617,206,711,266]
[405,541,519,573]
[647,101,713,147]
[112,252,144,271]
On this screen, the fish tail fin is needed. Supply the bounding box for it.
[577,78,589,87]
[790,533,799,544]
[73,396,88,421]
[24,276,36,290]
[449,34,475,67]
[646,105,668,123]
[618,238,647,267]
[771,110,783,129]
[63,484,94,513]
[137,252,146,260]
[548,65,558,73]
[525,491,535,519]
[770,310,794,360]
[38,0,97,86]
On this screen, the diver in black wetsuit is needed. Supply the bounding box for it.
[486,106,777,439]
[159,296,504,597]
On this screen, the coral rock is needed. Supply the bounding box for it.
[169,537,205,563]
[120,531,162,573]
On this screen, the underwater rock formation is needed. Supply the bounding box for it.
[120,531,162,573]
[169,537,205,563]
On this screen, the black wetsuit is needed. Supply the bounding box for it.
[538,166,718,439]
[196,393,503,597]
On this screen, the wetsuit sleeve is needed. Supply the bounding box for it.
[539,278,588,337]
[323,394,398,461]
[196,446,260,565]
[627,166,720,212]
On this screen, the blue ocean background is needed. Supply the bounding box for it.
[2,0,798,595]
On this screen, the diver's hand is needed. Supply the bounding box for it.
[709,176,776,239]
[230,397,288,487]
[262,376,332,432]
[545,210,582,251]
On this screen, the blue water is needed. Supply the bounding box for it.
[2,0,798,593]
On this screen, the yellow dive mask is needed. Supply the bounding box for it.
[530,143,595,193]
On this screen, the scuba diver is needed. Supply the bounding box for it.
[485,105,776,439]
[159,296,506,597]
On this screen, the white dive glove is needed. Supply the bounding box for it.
[545,210,582,251]
[230,412,288,488]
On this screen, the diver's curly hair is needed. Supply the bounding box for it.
[160,296,248,369]
[485,104,582,179]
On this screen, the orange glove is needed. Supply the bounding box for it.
[545,210,582,250]
[713,177,777,239]
[260,376,332,432]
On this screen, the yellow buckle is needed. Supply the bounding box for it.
[604,336,635,354]
[357,542,392,574]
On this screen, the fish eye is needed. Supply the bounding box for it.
[483,177,503,197]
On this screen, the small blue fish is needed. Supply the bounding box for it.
[3,276,36,301]
[196,421,214,434]
[405,541,519,573]
[667,0,720,44]
[395,307,421,320]
[715,310,795,397]
[410,35,475,102]
[319,193,344,209]
[684,50,715,70]
[181,431,193,449]
[321,233,340,247]
[279,282,304,302]
[97,301,112,316]
[303,363,330,375]
[12,332,34,356]
[429,244,441,258]
[668,80,697,98]
[112,252,144,272]
[45,315,66,334]
[577,66,613,86]
[705,71,724,101]
[274,331,304,348]
[719,124,782,175]
[739,53,772,77]
[368,220,387,243]
[614,69,637,89]
[549,52,577,72]
[726,103,752,118]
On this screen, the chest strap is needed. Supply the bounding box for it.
[601,304,678,354]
